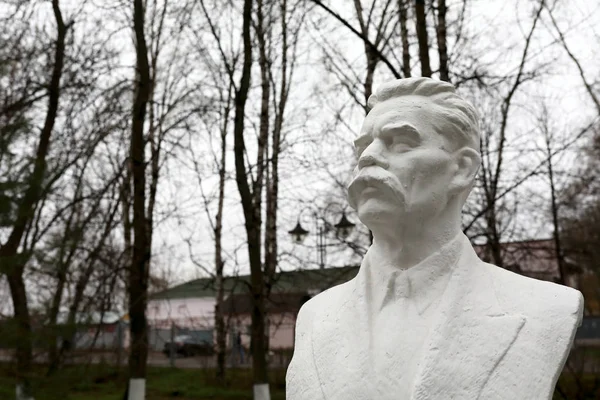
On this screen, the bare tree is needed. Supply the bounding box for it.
[543,3,600,115]
[553,124,600,398]
[231,0,273,396]
[187,0,243,381]
[559,125,600,302]
[56,188,124,368]
[43,157,123,373]
[537,105,567,284]
[127,0,152,398]
[0,1,68,398]
[434,0,450,82]
[265,0,303,283]
[310,0,401,80]
[311,0,402,113]
[398,0,411,77]
[213,100,230,381]
[414,0,431,77]
[467,0,545,266]
[186,71,235,382]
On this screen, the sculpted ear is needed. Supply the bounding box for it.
[450,147,480,194]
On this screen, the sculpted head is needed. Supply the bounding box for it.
[347,77,481,233]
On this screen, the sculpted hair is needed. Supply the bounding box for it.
[367,77,481,152]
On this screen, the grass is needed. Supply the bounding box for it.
[0,363,286,400]
[4,360,596,399]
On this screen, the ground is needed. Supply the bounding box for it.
[0,364,286,400]
[0,360,597,399]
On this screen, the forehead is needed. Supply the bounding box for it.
[361,96,438,136]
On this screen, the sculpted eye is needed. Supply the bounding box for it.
[391,143,411,152]
[380,123,421,153]
[390,137,414,152]
[392,143,410,153]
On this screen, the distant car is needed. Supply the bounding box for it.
[163,334,214,357]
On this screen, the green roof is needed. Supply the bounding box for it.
[150,265,360,300]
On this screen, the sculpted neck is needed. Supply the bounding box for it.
[368,208,462,271]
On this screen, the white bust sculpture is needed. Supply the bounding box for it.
[286,77,584,400]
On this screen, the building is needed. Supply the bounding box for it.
[147,267,358,352]
[55,311,125,350]
[473,239,577,284]
[148,238,591,353]
[219,267,359,351]
[147,279,222,351]
[474,239,600,315]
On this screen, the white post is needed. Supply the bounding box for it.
[169,323,175,367]
[253,383,271,400]
[15,384,34,400]
[127,378,146,400]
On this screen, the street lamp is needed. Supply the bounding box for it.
[334,212,355,240]
[288,220,309,244]
[288,207,355,269]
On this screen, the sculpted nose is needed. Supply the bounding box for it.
[358,141,389,170]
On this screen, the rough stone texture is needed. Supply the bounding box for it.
[286,77,583,399]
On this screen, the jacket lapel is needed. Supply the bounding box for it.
[411,235,526,400]
[311,234,526,400]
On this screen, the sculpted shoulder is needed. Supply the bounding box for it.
[477,261,584,398]
[296,279,356,322]
[483,261,583,326]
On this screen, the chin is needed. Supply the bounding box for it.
[356,199,405,227]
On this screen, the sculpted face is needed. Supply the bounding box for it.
[348,96,464,229]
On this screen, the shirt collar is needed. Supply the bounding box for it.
[362,234,464,315]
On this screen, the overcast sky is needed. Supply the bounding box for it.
[6,0,597,289]
[139,0,598,286]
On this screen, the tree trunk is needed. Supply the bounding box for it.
[214,83,231,382]
[414,0,431,77]
[265,0,290,286]
[435,0,449,82]
[127,0,151,399]
[544,126,567,284]
[214,163,227,381]
[255,0,271,201]
[47,172,92,375]
[0,2,67,398]
[214,262,226,379]
[485,211,504,268]
[121,160,133,310]
[399,0,411,77]
[364,51,378,108]
[46,227,75,374]
[6,270,34,400]
[254,0,271,385]
[58,194,121,364]
[233,0,270,397]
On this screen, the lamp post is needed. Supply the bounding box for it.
[288,206,355,269]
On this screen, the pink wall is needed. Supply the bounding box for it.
[147,297,215,329]
[227,312,297,350]
[147,297,298,350]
